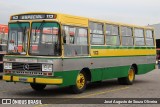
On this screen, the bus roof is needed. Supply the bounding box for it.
[10,12,154,30]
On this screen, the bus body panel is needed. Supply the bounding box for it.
[2,12,156,89]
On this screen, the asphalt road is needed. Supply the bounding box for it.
[0,68,160,107]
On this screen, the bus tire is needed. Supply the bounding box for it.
[30,83,46,91]
[71,71,87,94]
[118,67,135,85]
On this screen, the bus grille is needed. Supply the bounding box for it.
[12,63,41,71]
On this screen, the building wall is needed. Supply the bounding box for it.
[149,24,160,39]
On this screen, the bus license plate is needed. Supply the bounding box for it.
[19,77,27,82]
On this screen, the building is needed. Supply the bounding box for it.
[148,24,160,48]
[148,24,160,62]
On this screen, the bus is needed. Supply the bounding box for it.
[0,24,8,73]
[3,12,156,93]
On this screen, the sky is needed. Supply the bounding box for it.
[0,0,160,26]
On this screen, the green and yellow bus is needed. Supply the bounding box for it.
[3,12,156,93]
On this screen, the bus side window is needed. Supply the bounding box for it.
[63,25,89,57]
[63,26,73,56]
[106,24,120,46]
[63,26,70,44]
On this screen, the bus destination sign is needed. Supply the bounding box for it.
[11,14,56,20]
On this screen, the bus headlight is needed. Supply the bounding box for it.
[4,63,12,69]
[42,64,53,71]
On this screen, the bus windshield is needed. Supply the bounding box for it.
[29,22,61,56]
[8,22,29,55]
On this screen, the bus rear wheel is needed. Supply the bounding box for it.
[118,67,135,85]
[71,72,87,94]
[30,83,46,91]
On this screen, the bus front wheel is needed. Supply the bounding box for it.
[30,83,46,91]
[71,71,87,94]
[118,67,135,85]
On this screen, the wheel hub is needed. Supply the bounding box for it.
[76,73,85,89]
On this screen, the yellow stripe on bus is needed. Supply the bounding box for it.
[3,75,11,81]
[91,49,156,56]
[3,75,63,85]
[35,78,63,84]
[12,76,34,82]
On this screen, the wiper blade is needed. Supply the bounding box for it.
[34,20,45,43]
[34,26,38,43]
[38,20,45,30]
[22,26,26,52]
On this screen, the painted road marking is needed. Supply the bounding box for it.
[76,86,129,98]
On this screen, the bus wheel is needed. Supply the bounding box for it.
[30,83,46,91]
[71,72,87,94]
[118,67,135,85]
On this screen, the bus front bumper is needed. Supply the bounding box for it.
[2,75,63,85]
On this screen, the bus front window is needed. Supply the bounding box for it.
[8,22,29,54]
[29,22,61,56]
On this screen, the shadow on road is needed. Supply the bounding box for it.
[10,79,119,97]
[8,78,151,97]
